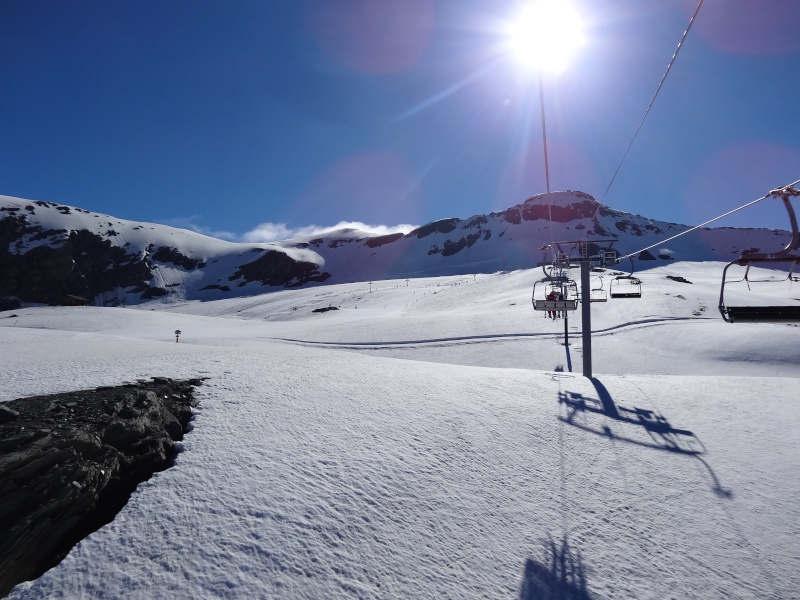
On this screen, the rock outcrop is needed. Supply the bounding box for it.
[0,377,203,597]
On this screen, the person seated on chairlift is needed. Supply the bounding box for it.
[557,291,565,319]
[546,291,556,318]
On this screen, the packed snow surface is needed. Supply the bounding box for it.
[2,262,799,599]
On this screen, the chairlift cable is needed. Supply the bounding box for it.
[590,0,706,223]
[539,72,555,248]
[618,179,800,261]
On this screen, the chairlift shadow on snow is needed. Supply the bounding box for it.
[519,534,593,600]
[557,378,733,499]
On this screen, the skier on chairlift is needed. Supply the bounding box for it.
[546,291,556,319]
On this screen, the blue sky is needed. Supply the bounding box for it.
[2,0,799,241]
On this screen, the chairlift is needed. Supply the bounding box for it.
[719,185,800,323]
[606,256,641,298]
[609,275,642,299]
[590,276,608,302]
[532,276,579,312]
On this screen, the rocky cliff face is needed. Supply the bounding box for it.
[1,192,791,309]
[0,377,203,596]
[0,208,153,310]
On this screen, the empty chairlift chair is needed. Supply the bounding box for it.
[589,276,608,302]
[719,185,800,323]
[609,275,642,299]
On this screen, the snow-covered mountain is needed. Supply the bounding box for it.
[1,191,792,310]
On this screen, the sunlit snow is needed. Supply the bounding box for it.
[2,261,799,599]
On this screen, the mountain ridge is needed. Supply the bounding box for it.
[0,191,791,309]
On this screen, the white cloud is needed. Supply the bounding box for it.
[241,221,419,243]
[166,216,419,244]
[163,216,238,241]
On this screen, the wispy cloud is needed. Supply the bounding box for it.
[167,216,418,244]
[163,215,238,241]
[241,221,418,243]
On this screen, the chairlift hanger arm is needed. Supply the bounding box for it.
[718,185,800,322]
[618,180,800,262]
[749,185,800,257]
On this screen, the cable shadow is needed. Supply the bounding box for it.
[558,378,733,498]
[519,535,593,600]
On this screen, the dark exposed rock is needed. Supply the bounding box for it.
[666,275,693,284]
[0,297,21,312]
[520,198,597,222]
[0,378,203,597]
[199,284,231,292]
[501,208,521,225]
[0,215,152,306]
[312,306,339,313]
[442,238,468,256]
[229,249,330,288]
[441,232,481,257]
[408,218,459,239]
[639,250,657,261]
[0,405,20,423]
[464,215,488,229]
[151,245,202,270]
[590,221,615,237]
[365,233,403,248]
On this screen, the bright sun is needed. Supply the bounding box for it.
[508,1,585,73]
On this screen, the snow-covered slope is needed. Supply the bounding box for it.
[2,192,795,309]
[2,262,799,599]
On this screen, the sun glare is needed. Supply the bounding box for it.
[509,1,585,73]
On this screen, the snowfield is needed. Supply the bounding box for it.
[2,262,799,599]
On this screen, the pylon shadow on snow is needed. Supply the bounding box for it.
[559,379,703,455]
[519,535,593,600]
[557,378,733,498]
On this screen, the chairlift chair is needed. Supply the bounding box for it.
[606,256,642,298]
[719,185,800,323]
[609,276,642,298]
[590,277,608,302]
[532,276,579,312]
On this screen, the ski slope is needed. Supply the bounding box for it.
[2,262,799,599]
